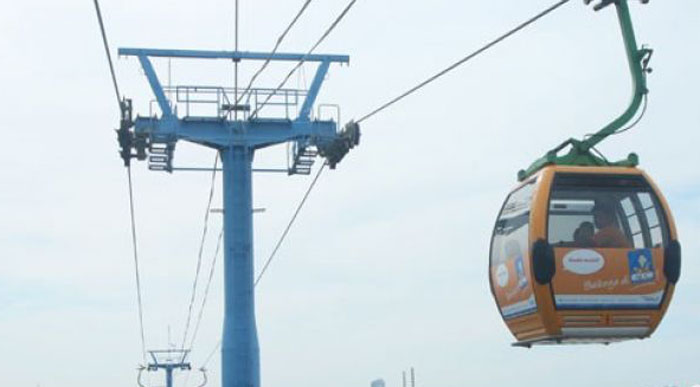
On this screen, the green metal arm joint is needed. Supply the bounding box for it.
[518,0,652,181]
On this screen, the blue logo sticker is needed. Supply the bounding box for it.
[628,249,656,284]
[515,255,528,289]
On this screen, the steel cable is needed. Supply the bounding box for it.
[127,167,148,365]
[93,0,122,110]
[187,227,224,351]
[256,0,571,286]
[94,0,149,365]
[250,0,358,118]
[180,153,220,351]
[183,227,223,387]
[194,162,327,373]
[255,162,327,286]
[185,0,572,372]
[355,0,572,124]
[202,341,222,369]
[235,0,313,107]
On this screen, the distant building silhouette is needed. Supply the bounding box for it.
[371,379,386,387]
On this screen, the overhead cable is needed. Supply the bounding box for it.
[230,3,573,273]
[236,0,313,106]
[256,0,571,295]
[250,0,358,118]
[127,167,148,364]
[255,162,327,286]
[202,341,222,369]
[234,0,240,119]
[187,227,224,351]
[355,0,572,124]
[93,0,149,365]
[196,163,330,371]
[181,153,220,351]
[183,227,223,387]
[93,0,122,110]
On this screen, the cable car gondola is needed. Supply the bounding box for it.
[489,0,681,346]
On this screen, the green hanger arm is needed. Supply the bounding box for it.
[518,0,652,181]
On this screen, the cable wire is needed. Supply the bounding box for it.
[614,95,648,135]
[234,0,240,120]
[250,0,358,118]
[202,341,222,369]
[195,162,327,372]
[186,2,329,373]
[196,0,565,360]
[583,94,649,159]
[127,167,148,365]
[93,0,122,110]
[250,0,569,317]
[236,0,313,107]
[180,153,220,351]
[187,227,224,351]
[613,94,649,135]
[94,0,149,365]
[183,227,223,387]
[355,0,572,124]
[255,162,327,286]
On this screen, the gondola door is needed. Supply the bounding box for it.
[546,168,674,341]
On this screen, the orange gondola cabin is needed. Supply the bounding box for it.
[489,166,681,346]
[488,0,682,346]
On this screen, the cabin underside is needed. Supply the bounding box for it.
[512,326,650,347]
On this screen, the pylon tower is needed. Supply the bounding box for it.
[139,349,191,387]
[116,48,359,387]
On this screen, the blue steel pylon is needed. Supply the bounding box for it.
[116,48,359,387]
[139,349,191,387]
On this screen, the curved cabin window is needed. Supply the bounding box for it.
[490,179,537,320]
[492,180,535,267]
[547,174,669,249]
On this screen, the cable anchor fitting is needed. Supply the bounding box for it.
[640,46,654,74]
[116,98,148,167]
[317,121,360,169]
[584,0,649,12]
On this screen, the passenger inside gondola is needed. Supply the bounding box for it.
[573,221,595,247]
[591,201,632,248]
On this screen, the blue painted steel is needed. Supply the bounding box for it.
[299,61,330,120]
[173,167,289,173]
[137,55,173,118]
[123,47,353,387]
[221,146,260,387]
[133,118,337,148]
[146,349,191,387]
[124,49,340,127]
[119,48,350,64]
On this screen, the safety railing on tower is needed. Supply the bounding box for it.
[151,85,310,120]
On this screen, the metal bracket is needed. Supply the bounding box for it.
[116,98,148,167]
[585,0,616,12]
[317,121,361,169]
[117,48,355,173]
[584,0,649,12]
[640,46,653,73]
[196,367,209,387]
[519,0,652,180]
[137,366,147,387]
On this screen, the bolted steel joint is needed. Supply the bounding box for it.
[116,98,149,167]
[317,121,360,169]
[584,0,649,12]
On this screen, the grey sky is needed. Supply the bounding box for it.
[1,0,699,386]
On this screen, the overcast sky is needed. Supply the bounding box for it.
[1,1,699,386]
